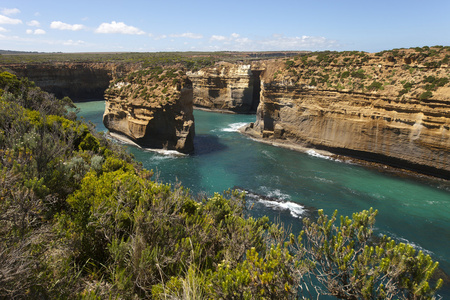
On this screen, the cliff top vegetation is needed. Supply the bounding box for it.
[0,51,303,69]
[271,46,450,101]
[105,66,192,107]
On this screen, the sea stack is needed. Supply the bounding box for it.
[103,67,195,154]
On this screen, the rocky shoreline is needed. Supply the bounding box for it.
[239,123,450,186]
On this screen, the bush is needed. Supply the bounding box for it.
[351,69,366,79]
[419,91,433,100]
[368,81,383,91]
[285,60,295,68]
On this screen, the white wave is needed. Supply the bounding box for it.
[262,150,277,161]
[143,148,187,157]
[258,199,305,218]
[236,188,305,218]
[306,149,333,160]
[220,122,248,132]
[260,186,291,201]
[313,176,334,184]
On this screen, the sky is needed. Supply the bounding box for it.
[0,0,449,53]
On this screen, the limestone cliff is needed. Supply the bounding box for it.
[242,47,450,178]
[188,62,262,113]
[3,62,137,101]
[103,67,194,153]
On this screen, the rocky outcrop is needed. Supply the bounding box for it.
[4,62,137,101]
[103,67,194,153]
[242,47,450,178]
[188,62,262,113]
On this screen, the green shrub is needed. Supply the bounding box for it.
[368,81,383,91]
[285,60,294,68]
[351,69,366,79]
[419,91,433,100]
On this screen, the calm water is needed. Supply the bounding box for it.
[77,100,450,296]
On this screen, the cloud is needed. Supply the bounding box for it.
[34,29,46,35]
[95,21,145,35]
[169,32,203,39]
[63,39,86,46]
[209,33,241,42]
[208,33,339,51]
[259,35,339,50]
[27,20,40,27]
[210,35,227,41]
[26,28,46,35]
[153,34,167,40]
[1,8,20,15]
[0,26,7,32]
[0,15,22,25]
[50,21,85,31]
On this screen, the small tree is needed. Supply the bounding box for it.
[299,209,443,299]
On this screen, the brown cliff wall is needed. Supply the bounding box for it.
[188,62,261,113]
[4,62,136,101]
[242,48,450,178]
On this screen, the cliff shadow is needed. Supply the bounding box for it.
[250,70,262,113]
[193,134,228,156]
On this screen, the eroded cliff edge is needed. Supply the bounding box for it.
[103,67,195,153]
[188,62,263,113]
[3,62,137,101]
[241,47,450,178]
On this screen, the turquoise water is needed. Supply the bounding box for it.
[77,100,450,296]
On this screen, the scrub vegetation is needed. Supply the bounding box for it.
[105,66,191,106]
[278,46,450,101]
[0,71,444,299]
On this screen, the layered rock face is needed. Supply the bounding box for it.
[103,67,195,153]
[4,62,136,101]
[188,62,261,113]
[243,48,450,178]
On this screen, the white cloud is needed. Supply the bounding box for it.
[153,34,167,40]
[258,35,338,50]
[0,15,22,25]
[0,26,8,32]
[208,33,339,51]
[50,21,85,31]
[27,20,40,27]
[34,29,46,35]
[63,39,86,46]
[26,28,46,35]
[95,21,145,35]
[210,35,226,41]
[169,32,203,39]
[209,33,241,42]
[1,8,20,15]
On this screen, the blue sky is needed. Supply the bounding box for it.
[1,0,449,53]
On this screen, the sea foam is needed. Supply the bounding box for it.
[258,198,305,218]
[306,149,342,162]
[220,122,249,132]
[238,188,305,218]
